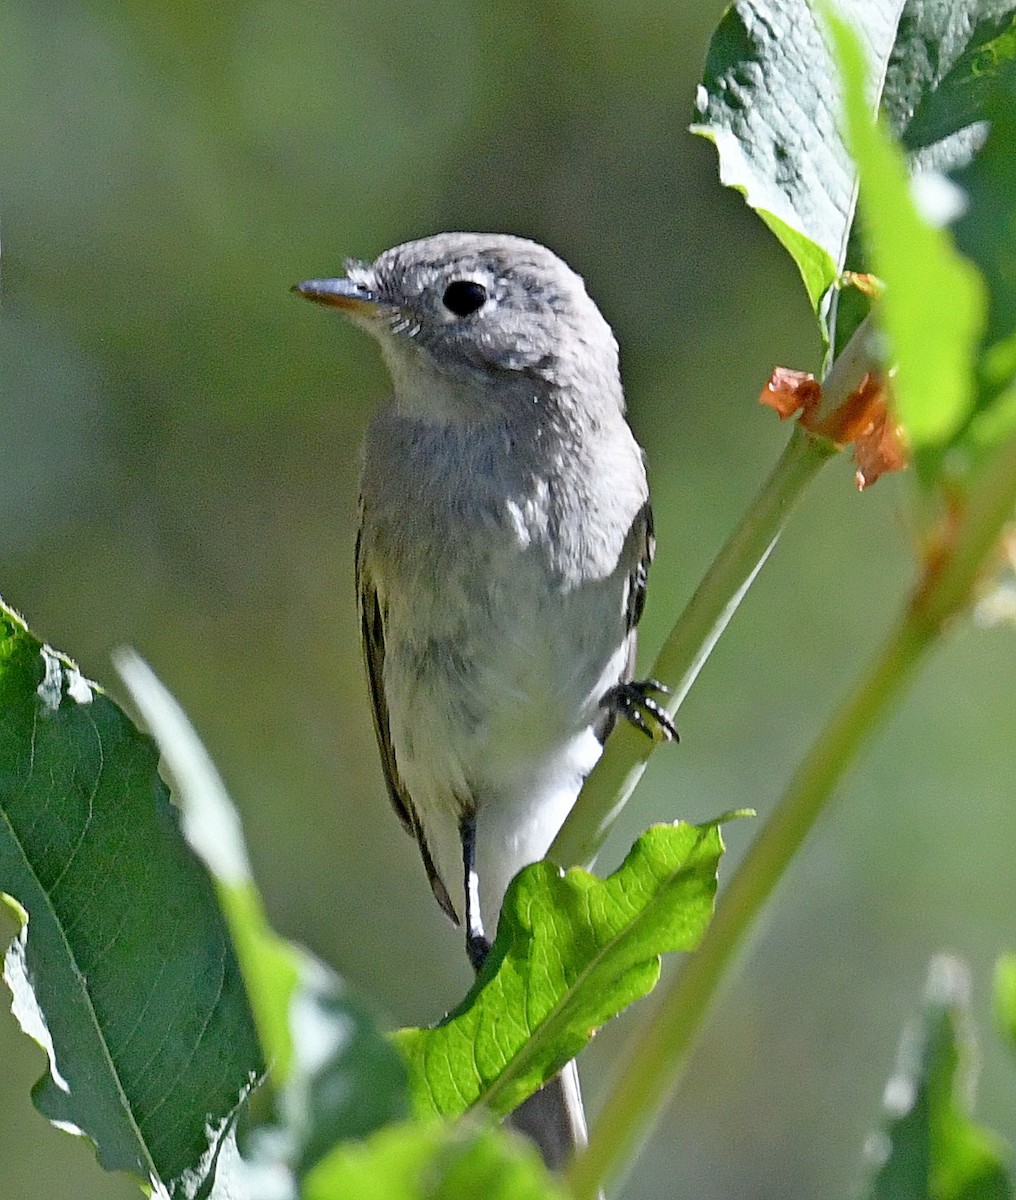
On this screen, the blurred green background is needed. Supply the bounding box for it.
[2,1,1014,1197]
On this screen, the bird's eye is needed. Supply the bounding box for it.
[442,279,488,317]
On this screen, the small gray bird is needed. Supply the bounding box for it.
[294,233,673,1169]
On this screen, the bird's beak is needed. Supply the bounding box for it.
[291,276,379,316]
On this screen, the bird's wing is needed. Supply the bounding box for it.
[593,498,655,743]
[355,526,459,923]
[624,498,655,640]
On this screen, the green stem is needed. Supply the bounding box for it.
[568,615,932,1200]
[650,426,825,711]
[549,426,831,869]
[569,426,1016,1200]
[551,314,881,871]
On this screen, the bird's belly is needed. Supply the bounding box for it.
[384,554,622,777]
[381,544,630,917]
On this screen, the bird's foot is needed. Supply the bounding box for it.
[466,929,492,973]
[604,678,679,743]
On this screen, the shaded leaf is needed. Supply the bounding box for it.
[302,1120,569,1200]
[116,651,408,1181]
[952,71,1016,416]
[0,601,262,1196]
[863,955,1013,1200]
[396,819,735,1119]
[827,3,987,457]
[899,9,1016,161]
[849,1,1016,361]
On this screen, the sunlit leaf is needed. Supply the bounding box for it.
[692,0,1014,353]
[396,818,736,1119]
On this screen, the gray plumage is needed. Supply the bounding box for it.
[295,232,657,1177]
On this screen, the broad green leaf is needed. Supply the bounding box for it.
[691,0,855,319]
[114,649,298,1082]
[302,1120,569,1200]
[952,73,1016,416]
[852,1,1016,364]
[827,5,987,454]
[116,651,408,1179]
[0,601,262,1196]
[994,953,1016,1058]
[692,0,1014,352]
[863,956,1012,1200]
[900,10,1016,164]
[395,819,731,1119]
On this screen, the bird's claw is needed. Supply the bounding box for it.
[604,678,679,743]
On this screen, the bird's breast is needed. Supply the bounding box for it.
[361,402,645,731]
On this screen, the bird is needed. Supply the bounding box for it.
[293,232,674,1170]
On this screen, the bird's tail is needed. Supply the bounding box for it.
[508,1059,602,1196]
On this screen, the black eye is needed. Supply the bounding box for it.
[442,279,488,316]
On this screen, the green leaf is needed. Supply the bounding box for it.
[691,0,852,319]
[395,818,734,1119]
[692,0,1013,352]
[952,71,1016,414]
[302,1120,570,1200]
[993,953,1016,1058]
[0,601,262,1195]
[863,955,1013,1200]
[899,9,1016,163]
[869,2,1016,370]
[115,650,408,1178]
[826,4,987,455]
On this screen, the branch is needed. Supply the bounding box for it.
[568,421,1016,1200]
[550,314,882,870]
